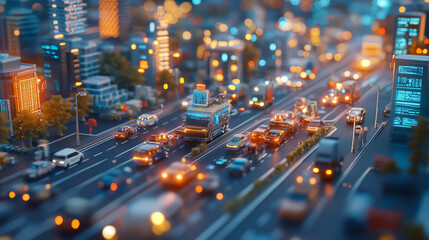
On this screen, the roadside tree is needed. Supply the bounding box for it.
[42,95,72,137]
[72,88,94,121]
[13,110,49,147]
[0,112,11,144]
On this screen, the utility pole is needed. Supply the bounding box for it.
[370,83,380,129]
[75,91,87,146]
[351,113,356,153]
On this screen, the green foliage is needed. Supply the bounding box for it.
[13,110,49,147]
[408,117,429,175]
[381,160,401,175]
[42,95,72,137]
[100,52,144,90]
[0,113,11,144]
[72,88,94,121]
[225,125,333,212]
[190,142,208,158]
[243,43,261,79]
[156,70,178,98]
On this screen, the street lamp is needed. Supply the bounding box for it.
[75,91,87,146]
[369,83,380,129]
[351,112,356,153]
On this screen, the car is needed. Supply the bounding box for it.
[383,103,391,117]
[137,114,158,128]
[228,158,252,176]
[346,107,366,124]
[343,70,361,81]
[52,148,84,168]
[344,193,373,233]
[55,197,92,233]
[0,183,28,200]
[24,161,55,180]
[26,184,57,205]
[322,89,339,106]
[226,134,247,151]
[114,126,135,140]
[245,143,266,162]
[265,129,286,148]
[181,95,192,109]
[120,192,183,239]
[214,158,231,168]
[195,173,220,195]
[133,142,168,167]
[161,162,197,187]
[98,169,126,190]
[285,77,303,91]
[307,119,325,134]
[251,124,269,144]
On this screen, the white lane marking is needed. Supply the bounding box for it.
[348,167,374,198]
[188,211,203,225]
[196,213,231,240]
[162,121,169,125]
[172,117,178,121]
[54,170,64,176]
[153,126,159,129]
[94,152,103,157]
[82,158,89,162]
[257,212,271,227]
[121,140,128,144]
[69,164,77,169]
[0,216,26,233]
[131,135,139,139]
[50,158,110,187]
[107,146,116,151]
[179,145,184,148]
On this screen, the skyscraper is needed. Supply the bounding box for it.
[99,0,130,39]
[130,35,156,87]
[5,8,39,60]
[0,53,41,118]
[155,6,170,72]
[49,0,87,36]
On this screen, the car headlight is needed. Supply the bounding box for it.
[322,99,327,103]
[59,161,64,164]
[162,173,167,178]
[260,102,265,107]
[249,100,253,105]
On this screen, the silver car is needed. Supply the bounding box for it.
[24,161,55,180]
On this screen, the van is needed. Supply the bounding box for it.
[53,148,84,168]
[137,114,158,128]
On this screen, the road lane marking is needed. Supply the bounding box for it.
[121,140,128,144]
[196,213,231,240]
[54,170,64,176]
[107,146,116,151]
[69,164,77,169]
[153,126,159,129]
[94,152,103,157]
[162,121,169,125]
[348,167,374,198]
[257,212,271,227]
[172,117,178,121]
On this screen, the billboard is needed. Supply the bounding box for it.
[394,12,426,55]
[391,55,429,139]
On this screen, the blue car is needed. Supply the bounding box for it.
[215,158,231,168]
[228,158,252,176]
[99,170,126,189]
[133,142,169,167]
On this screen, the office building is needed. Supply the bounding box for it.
[390,54,429,139]
[0,54,40,119]
[99,0,130,39]
[0,99,14,136]
[49,0,87,36]
[66,37,100,80]
[155,6,170,72]
[394,12,426,55]
[41,35,80,97]
[82,75,128,111]
[205,33,244,83]
[5,8,39,60]
[130,35,156,87]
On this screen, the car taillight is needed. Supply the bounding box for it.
[313,167,319,173]
[326,169,332,175]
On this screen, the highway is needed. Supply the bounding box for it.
[0,42,392,240]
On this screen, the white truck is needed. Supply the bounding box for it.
[312,137,343,181]
[354,35,385,71]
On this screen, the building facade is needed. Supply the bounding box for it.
[49,0,87,36]
[5,8,39,60]
[82,75,127,111]
[0,54,41,119]
[155,6,170,72]
[130,35,156,87]
[99,0,130,39]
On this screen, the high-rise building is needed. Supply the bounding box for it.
[0,99,13,136]
[99,0,130,39]
[394,12,426,55]
[390,54,429,139]
[49,0,87,36]
[5,8,39,60]
[155,6,170,72]
[130,35,156,87]
[0,54,41,118]
[41,35,80,97]
[75,40,100,80]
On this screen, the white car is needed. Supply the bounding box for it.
[137,114,158,127]
[226,134,247,151]
[52,148,84,168]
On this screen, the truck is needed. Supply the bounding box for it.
[312,137,343,181]
[339,80,360,104]
[294,98,318,123]
[269,112,299,134]
[34,140,50,161]
[184,84,231,142]
[353,35,385,71]
[250,124,269,144]
[249,81,274,109]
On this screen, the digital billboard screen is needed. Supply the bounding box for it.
[394,14,425,55]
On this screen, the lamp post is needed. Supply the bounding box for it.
[369,83,380,129]
[351,113,356,153]
[75,91,87,146]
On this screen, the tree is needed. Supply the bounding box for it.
[408,117,429,175]
[0,112,11,144]
[13,110,48,147]
[243,43,261,80]
[84,118,97,134]
[100,52,145,90]
[156,70,178,98]
[72,88,94,121]
[42,95,72,137]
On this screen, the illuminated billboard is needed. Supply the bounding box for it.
[391,55,429,139]
[394,12,426,55]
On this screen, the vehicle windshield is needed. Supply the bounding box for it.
[229,138,239,144]
[309,121,320,127]
[251,95,264,101]
[118,127,127,132]
[54,155,66,160]
[30,165,38,170]
[349,110,361,116]
[269,133,279,137]
[289,193,309,201]
[186,113,210,127]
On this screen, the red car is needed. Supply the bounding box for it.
[115,126,135,140]
[265,129,286,148]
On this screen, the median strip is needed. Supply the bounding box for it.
[224,126,333,212]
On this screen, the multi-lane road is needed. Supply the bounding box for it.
[0,43,395,240]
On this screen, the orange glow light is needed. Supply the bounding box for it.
[399,6,406,13]
[326,169,333,175]
[9,191,16,199]
[248,60,255,67]
[197,173,204,180]
[55,215,63,226]
[378,27,386,35]
[110,183,118,191]
[13,29,20,36]
[216,192,224,200]
[313,167,319,173]
[195,185,203,193]
[71,219,80,229]
[99,0,120,38]
[22,193,30,201]
[13,74,40,113]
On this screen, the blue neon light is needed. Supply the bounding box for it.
[252,97,258,102]
[230,27,238,36]
[192,0,201,5]
[269,43,277,51]
[259,59,266,67]
[231,55,237,61]
[222,53,228,62]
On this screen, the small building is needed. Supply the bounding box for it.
[82,75,127,111]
